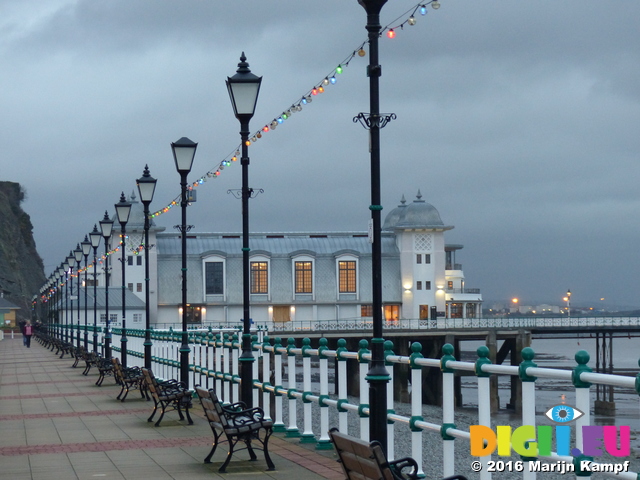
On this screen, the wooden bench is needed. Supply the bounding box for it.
[111,358,149,402]
[82,351,99,376]
[329,428,468,480]
[141,368,193,427]
[81,351,113,386]
[71,345,86,368]
[195,386,275,473]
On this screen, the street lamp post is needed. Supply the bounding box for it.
[172,137,198,387]
[566,289,571,319]
[115,192,132,367]
[100,211,114,358]
[354,0,395,452]
[227,52,262,408]
[81,236,92,350]
[66,252,75,345]
[89,224,102,353]
[57,266,64,340]
[137,165,157,370]
[74,245,83,349]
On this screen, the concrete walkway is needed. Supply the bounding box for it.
[0,335,345,480]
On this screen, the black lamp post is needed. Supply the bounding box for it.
[115,192,132,367]
[56,266,64,339]
[66,252,75,345]
[172,137,198,387]
[74,244,83,349]
[89,224,102,353]
[355,0,397,453]
[227,52,262,408]
[99,211,114,358]
[81,236,91,350]
[137,165,157,370]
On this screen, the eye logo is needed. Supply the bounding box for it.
[545,404,584,423]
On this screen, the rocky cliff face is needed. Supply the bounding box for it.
[0,181,46,320]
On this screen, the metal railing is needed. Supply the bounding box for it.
[68,325,640,480]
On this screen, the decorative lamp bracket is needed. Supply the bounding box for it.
[353,112,396,130]
[227,188,264,199]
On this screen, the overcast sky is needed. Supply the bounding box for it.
[2,1,639,309]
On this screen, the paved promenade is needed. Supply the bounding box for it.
[0,335,344,480]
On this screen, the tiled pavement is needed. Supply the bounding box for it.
[0,335,345,480]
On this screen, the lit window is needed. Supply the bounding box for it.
[295,261,313,293]
[338,261,356,293]
[384,305,400,321]
[251,262,268,294]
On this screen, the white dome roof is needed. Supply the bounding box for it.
[383,190,453,231]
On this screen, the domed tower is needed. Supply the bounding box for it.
[384,190,453,321]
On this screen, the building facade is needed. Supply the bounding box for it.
[69,190,482,328]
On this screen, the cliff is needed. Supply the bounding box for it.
[0,181,46,321]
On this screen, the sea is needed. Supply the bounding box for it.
[458,335,640,433]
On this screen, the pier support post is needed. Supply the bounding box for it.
[486,331,499,413]
[594,332,616,415]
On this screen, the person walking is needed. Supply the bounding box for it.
[24,321,33,348]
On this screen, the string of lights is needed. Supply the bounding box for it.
[147,0,441,219]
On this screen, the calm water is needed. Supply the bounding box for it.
[459,336,640,431]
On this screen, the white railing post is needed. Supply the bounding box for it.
[336,338,349,434]
[519,347,538,480]
[441,344,456,478]
[409,342,425,477]
[573,349,592,474]
[316,338,332,450]
[191,331,199,387]
[252,334,260,408]
[385,340,395,461]
[475,346,493,480]
[358,339,370,441]
[262,336,272,422]
[231,333,239,403]
[172,329,179,380]
[215,333,223,395]
[273,337,286,432]
[223,333,231,403]
[205,330,214,389]
[286,338,300,438]
[301,337,317,444]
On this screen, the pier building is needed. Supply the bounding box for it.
[68,190,482,328]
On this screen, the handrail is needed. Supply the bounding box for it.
[45,322,638,479]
